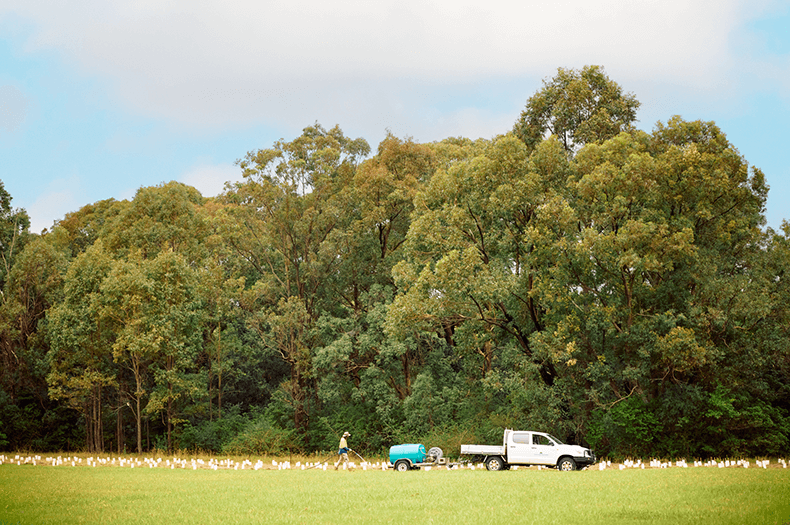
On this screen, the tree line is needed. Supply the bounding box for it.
[1,66,788,459]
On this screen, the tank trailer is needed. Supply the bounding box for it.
[388,443,450,471]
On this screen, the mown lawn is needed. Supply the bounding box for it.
[1,463,789,524]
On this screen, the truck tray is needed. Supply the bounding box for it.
[460,445,506,456]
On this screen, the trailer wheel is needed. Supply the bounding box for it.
[558,457,577,471]
[394,460,410,472]
[485,456,505,471]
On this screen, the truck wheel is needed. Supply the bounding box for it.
[558,457,576,471]
[485,457,505,471]
[394,460,410,472]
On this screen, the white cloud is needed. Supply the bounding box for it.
[2,0,779,140]
[179,163,244,198]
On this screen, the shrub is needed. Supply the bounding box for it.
[176,406,250,453]
[222,417,295,456]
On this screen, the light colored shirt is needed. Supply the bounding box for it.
[339,437,347,449]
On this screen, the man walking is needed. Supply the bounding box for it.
[335,431,351,470]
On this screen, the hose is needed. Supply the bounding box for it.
[349,449,367,463]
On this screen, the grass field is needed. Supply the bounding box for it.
[2,458,790,524]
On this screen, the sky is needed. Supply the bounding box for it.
[1,0,788,233]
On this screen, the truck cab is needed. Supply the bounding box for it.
[460,429,595,471]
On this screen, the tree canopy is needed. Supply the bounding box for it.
[0,67,787,459]
[513,65,641,154]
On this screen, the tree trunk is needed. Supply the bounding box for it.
[94,385,102,453]
[217,323,222,419]
[117,389,124,455]
[136,395,142,454]
[167,396,172,452]
[208,364,213,422]
[84,402,91,452]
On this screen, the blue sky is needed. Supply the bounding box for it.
[1,0,788,233]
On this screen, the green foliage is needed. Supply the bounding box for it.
[1,71,788,461]
[513,65,640,153]
[699,385,789,457]
[55,198,125,257]
[588,397,661,458]
[0,179,32,289]
[176,406,250,453]
[102,182,208,260]
[222,415,296,456]
[0,389,82,451]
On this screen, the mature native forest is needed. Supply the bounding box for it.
[1,67,788,459]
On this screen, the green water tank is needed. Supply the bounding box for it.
[389,444,426,464]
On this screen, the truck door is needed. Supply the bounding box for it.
[506,432,533,464]
[529,433,560,465]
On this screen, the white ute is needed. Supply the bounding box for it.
[460,429,595,471]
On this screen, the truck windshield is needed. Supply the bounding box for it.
[547,434,563,445]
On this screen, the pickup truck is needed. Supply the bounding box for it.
[460,429,595,471]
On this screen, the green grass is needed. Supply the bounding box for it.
[2,464,789,524]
